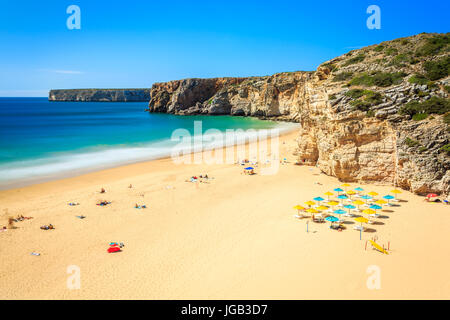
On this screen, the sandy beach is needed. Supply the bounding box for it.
[0,130,449,300]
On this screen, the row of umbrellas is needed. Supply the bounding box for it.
[294,185,404,228]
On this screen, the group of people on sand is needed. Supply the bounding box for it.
[187,174,211,183]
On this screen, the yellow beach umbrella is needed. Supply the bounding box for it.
[354,217,368,224]
[347,190,356,195]
[316,205,329,211]
[363,209,376,215]
[324,191,334,200]
[353,199,364,210]
[375,199,387,205]
[293,205,305,211]
[368,191,378,196]
[306,208,319,214]
[391,189,402,199]
[327,201,339,206]
[342,183,350,191]
[305,201,316,207]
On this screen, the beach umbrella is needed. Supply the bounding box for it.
[313,196,325,203]
[305,201,316,207]
[316,205,329,211]
[354,217,368,224]
[369,204,383,210]
[293,205,305,217]
[362,209,376,215]
[360,195,373,204]
[375,199,387,205]
[353,200,364,210]
[354,187,364,192]
[368,191,379,197]
[346,190,356,199]
[333,209,346,222]
[324,191,334,200]
[426,193,438,199]
[344,204,356,214]
[306,208,319,214]
[244,167,254,170]
[334,188,344,195]
[391,189,402,200]
[383,194,394,204]
[327,201,339,206]
[341,183,350,191]
[337,195,348,200]
[326,216,339,227]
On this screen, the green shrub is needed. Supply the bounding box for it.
[366,110,375,117]
[423,57,450,81]
[350,99,372,111]
[405,137,420,148]
[345,89,366,99]
[374,45,384,52]
[329,94,337,100]
[399,97,450,117]
[332,72,353,82]
[440,144,450,155]
[416,34,450,56]
[445,86,450,93]
[408,74,429,85]
[444,113,450,124]
[412,113,428,121]
[349,73,373,86]
[343,54,365,66]
[373,72,407,87]
[401,39,410,45]
[385,47,398,56]
[418,146,427,153]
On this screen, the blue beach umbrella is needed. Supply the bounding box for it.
[360,195,372,200]
[383,194,394,204]
[313,196,325,202]
[344,204,356,213]
[337,195,348,199]
[244,167,254,170]
[326,216,339,222]
[355,187,364,192]
[333,209,346,221]
[334,188,344,194]
[369,204,383,210]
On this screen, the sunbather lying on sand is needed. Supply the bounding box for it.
[40,224,54,230]
[97,200,111,206]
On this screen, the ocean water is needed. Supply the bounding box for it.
[0,98,298,189]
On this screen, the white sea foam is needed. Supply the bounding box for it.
[0,122,300,189]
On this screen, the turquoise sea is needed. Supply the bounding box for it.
[0,98,298,189]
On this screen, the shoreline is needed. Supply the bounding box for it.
[0,120,300,191]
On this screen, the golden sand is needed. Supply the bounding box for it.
[0,130,449,299]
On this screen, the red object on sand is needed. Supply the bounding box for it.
[107,246,121,253]
[427,193,438,198]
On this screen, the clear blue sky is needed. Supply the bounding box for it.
[0,0,448,96]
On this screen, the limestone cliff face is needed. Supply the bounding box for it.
[49,89,150,102]
[151,33,449,195]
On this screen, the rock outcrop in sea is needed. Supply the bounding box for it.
[148,33,450,195]
[49,89,150,102]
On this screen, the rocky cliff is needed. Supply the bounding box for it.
[148,33,449,195]
[49,89,150,102]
